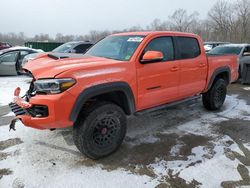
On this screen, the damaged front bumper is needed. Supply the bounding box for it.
[9,87,49,130]
[9,86,74,130]
[9,97,48,118]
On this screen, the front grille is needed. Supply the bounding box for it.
[9,103,48,118]
[9,102,28,116]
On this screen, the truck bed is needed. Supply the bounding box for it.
[206,54,238,86]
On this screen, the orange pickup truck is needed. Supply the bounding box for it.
[9,31,238,159]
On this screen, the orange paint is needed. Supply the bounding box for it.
[12,31,238,129]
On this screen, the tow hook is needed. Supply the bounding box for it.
[9,118,19,131]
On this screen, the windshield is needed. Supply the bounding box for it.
[85,35,144,61]
[52,42,76,53]
[209,46,242,55]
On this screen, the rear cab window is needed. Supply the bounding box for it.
[176,37,201,59]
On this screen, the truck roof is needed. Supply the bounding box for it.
[112,31,198,38]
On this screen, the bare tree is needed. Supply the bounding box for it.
[147,19,169,31]
[33,33,52,42]
[168,9,199,32]
[2,0,250,46]
[235,0,250,42]
[0,32,28,46]
[208,0,237,41]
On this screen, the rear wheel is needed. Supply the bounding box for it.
[73,102,127,159]
[202,79,227,111]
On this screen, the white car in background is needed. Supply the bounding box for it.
[204,42,230,52]
[0,47,43,76]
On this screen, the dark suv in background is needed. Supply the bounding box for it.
[52,41,93,54]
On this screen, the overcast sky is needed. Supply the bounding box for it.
[1,0,236,37]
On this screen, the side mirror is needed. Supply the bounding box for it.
[140,51,164,64]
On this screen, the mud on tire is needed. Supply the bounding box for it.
[73,102,127,159]
[202,78,227,111]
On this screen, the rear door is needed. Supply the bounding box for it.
[137,36,180,110]
[0,51,19,75]
[175,36,207,98]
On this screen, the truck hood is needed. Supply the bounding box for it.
[23,53,120,79]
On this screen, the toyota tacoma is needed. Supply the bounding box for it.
[9,31,238,159]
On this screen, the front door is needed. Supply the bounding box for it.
[136,36,180,110]
[0,51,19,75]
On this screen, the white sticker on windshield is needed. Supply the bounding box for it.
[127,37,143,42]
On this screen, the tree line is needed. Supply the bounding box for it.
[1,0,250,46]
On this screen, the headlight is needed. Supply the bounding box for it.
[34,78,76,94]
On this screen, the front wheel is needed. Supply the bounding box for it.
[73,102,127,159]
[202,79,227,111]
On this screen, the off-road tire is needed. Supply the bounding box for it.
[202,79,227,111]
[73,102,127,159]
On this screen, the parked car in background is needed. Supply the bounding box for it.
[0,47,43,75]
[204,42,230,52]
[20,41,92,73]
[208,44,250,77]
[21,41,92,70]
[52,41,93,54]
[20,52,43,73]
[0,42,12,50]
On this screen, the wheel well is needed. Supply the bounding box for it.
[81,91,132,116]
[70,82,135,122]
[214,72,230,85]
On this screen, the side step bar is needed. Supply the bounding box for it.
[135,95,201,116]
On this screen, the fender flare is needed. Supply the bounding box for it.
[207,66,231,90]
[70,82,135,122]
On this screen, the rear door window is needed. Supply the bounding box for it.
[176,37,201,59]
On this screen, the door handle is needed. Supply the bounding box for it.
[199,63,206,67]
[171,66,179,72]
